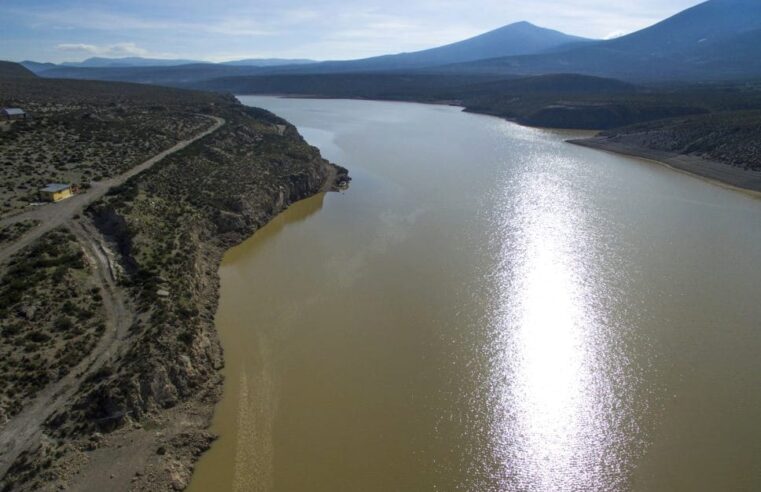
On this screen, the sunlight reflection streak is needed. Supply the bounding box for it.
[489,148,605,490]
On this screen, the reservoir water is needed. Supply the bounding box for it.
[189,97,761,491]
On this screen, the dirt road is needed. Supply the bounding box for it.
[0,115,225,266]
[0,116,225,481]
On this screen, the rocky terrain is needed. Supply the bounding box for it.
[569,109,761,192]
[592,110,761,171]
[0,68,348,490]
[0,79,215,218]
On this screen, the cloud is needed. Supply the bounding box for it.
[55,42,149,57]
[25,8,276,38]
[5,0,706,62]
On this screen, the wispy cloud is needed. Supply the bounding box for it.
[19,7,281,37]
[56,42,149,57]
[1,0,706,63]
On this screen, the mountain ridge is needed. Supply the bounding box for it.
[254,21,593,74]
[24,21,590,80]
[425,0,761,80]
[21,57,317,73]
[19,0,761,84]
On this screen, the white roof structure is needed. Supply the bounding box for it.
[1,108,25,116]
[40,183,72,193]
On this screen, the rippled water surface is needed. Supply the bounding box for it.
[189,97,761,491]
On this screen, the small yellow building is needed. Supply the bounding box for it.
[40,183,74,202]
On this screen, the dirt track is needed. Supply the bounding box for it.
[0,116,225,266]
[0,116,226,480]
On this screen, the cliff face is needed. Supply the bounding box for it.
[82,105,344,423]
[2,102,348,490]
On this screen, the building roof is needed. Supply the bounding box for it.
[1,108,25,116]
[40,183,72,193]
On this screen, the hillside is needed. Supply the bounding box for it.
[0,61,36,79]
[0,76,347,490]
[0,77,226,217]
[34,63,269,85]
[198,72,744,130]
[194,72,506,99]
[450,73,636,96]
[51,57,317,69]
[572,109,761,190]
[60,57,206,68]
[434,0,761,81]
[295,21,591,72]
[590,110,761,171]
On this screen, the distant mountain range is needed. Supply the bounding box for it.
[431,0,761,80]
[59,57,204,68]
[18,21,593,84]
[12,0,761,86]
[273,21,593,73]
[219,58,316,67]
[20,22,585,80]
[21,57,316,72]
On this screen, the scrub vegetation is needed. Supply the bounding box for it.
[0,78,215,217]
[0,229,105,424]
[0,70,347,491]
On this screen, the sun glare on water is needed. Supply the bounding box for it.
[486,147,631,490]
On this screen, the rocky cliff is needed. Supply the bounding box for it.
[1,100,348,490]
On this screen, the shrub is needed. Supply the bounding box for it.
[53,316,74,332]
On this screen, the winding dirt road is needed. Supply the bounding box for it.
[0,115,225,481]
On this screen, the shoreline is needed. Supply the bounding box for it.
[568,137,761,197]
[0,96,349,490]
[238,93,608,134]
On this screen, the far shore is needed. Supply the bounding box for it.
[236,94,761,196]
[569,137,761,196]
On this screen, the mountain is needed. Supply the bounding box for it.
[46,22,586,76]
[60,57,206,68]
[23,57,317,81]
[34,63,270,85]
[26,1,761,86]
[29,22,590,84]
[604,0,761,56]
[55,57,317,69]
[256,21,592,74]
[20,60,57,74]
[432,0,761,81]
[220,59,316,67]
[318,21,591,71]
[0,61,37,79]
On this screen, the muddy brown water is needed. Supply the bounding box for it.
[189,97,761,491]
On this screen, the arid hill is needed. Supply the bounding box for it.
[0,61,36,79]
[0,76,347,490]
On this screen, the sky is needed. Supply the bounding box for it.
[1,0,706,63]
